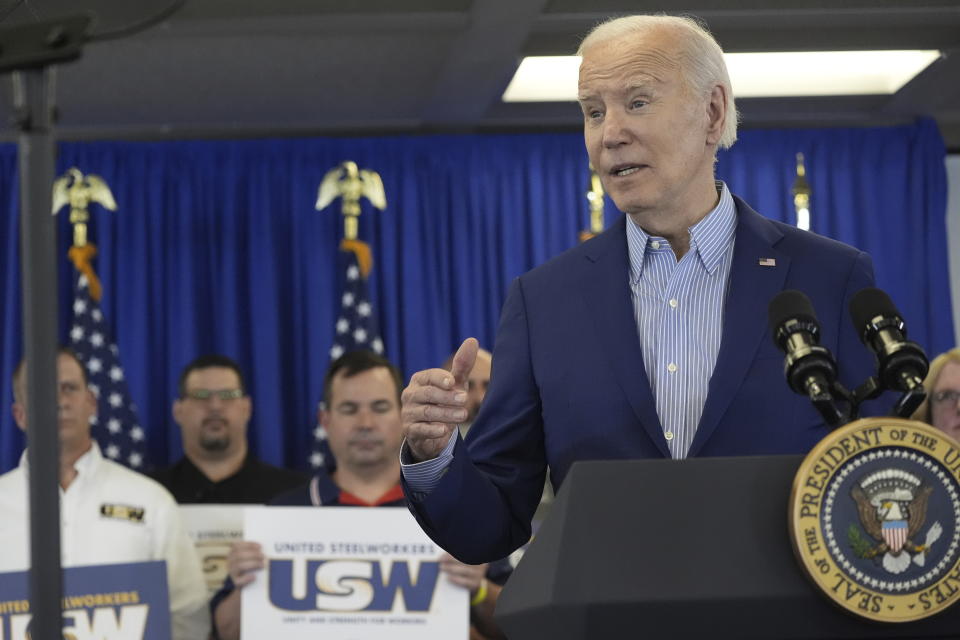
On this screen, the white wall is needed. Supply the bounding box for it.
[948,155,960,346]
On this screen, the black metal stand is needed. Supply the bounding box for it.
[1,15,91,640]
[14,65,63,640]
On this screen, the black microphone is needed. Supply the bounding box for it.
[849,288,929,393]
[769,290,846,426]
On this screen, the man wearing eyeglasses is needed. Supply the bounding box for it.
[0,348,210,639]
[912,348,960,441]
[151,354,307,504]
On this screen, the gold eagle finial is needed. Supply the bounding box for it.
[52,168,118,302]
[52,167,118,248]
[315,161,387,240]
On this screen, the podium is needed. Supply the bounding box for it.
[494,456,960,639]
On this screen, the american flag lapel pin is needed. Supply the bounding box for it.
[758,257,776,267]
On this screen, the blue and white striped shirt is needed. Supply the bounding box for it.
[627,181,736,458]
[402,182,738,489]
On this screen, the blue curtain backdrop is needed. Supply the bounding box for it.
[0,119,951,472]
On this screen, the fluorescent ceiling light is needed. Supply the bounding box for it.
[502,50,941,102]
[503,56,582,102]
[728,50,942,97]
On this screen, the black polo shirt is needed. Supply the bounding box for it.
[151,452,308,504]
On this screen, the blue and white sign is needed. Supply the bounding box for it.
[180,505,244,596]
[0,561,170,639]
[241,507,468,639]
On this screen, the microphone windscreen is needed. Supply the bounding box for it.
[768,289,817,336]
[849,288,899,336]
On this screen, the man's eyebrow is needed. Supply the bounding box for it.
[576,90,599,102]
[577,82,655,103]
[625,82,655,94]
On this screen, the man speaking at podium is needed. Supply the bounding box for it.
[400,14,880,563]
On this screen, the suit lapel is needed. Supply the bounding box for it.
[688,198,789,456]
[581,217,670,457]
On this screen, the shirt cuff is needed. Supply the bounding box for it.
[399,434,456,497]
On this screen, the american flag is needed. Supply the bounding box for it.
[69,273,147,470]
[308,247,384,470]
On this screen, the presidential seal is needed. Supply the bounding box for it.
[790,418,960,622]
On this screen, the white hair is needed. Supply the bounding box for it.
[578,14,739,149]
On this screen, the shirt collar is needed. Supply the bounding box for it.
[310,467,344,506]
[179,448,257,485]
[74,440,102,476]
[18,440,103,477]
[309,468,405,507]
[626,181,736,283]
[339,484,405,506]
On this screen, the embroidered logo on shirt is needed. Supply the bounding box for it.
[100,503,145,523]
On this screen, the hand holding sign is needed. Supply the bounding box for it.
[227,541,265,587]
[438,552,487,595]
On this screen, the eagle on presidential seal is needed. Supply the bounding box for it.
[850,469,943,574]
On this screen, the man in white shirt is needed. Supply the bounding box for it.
[0,348,210,639]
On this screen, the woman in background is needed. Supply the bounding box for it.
[912,348,960,441]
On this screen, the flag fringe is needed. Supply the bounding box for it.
[340,238,373,278]
[68,244,103,302]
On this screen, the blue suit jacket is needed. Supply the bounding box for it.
[405,197,883,563]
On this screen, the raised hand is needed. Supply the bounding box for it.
[401,337,478,462]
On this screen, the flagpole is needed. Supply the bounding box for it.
[58,168,147,470]
[310,161,387,469]
[579,164,605,243]
[793,153,811,231]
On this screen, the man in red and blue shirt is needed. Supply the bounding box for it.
[211,350,509,640]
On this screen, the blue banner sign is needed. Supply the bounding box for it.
[0,561,170,640]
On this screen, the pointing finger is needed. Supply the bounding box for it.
[450,338,479,388]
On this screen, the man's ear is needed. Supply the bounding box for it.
[705,84,727,145]
[11,403,26,432]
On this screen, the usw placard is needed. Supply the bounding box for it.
[241,507,467,639]
[0,561,170,640]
